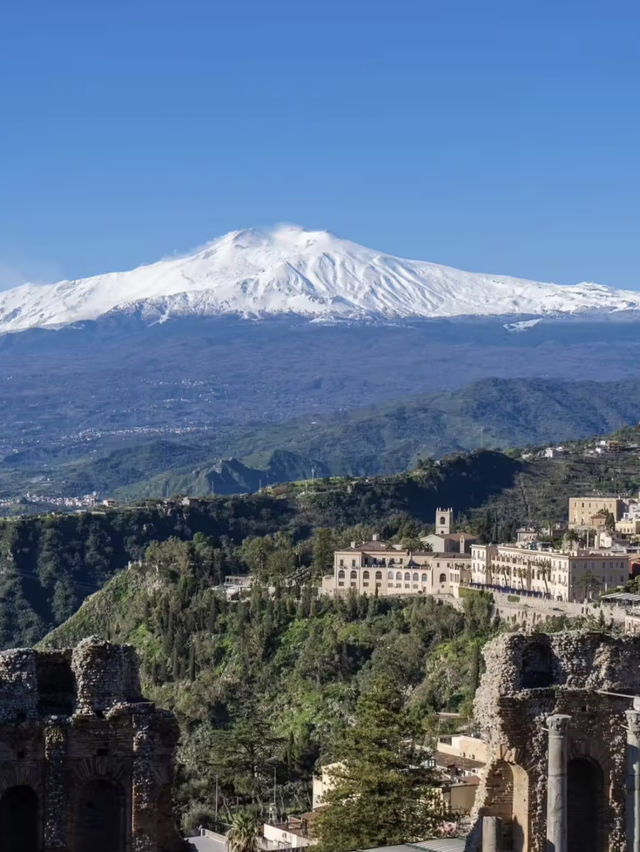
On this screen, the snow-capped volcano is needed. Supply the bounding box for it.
[1,225,639,333]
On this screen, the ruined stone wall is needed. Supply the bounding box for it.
[466,631,640,852]
[0,636,188,852]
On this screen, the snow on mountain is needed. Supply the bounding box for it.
[0,225,639,333]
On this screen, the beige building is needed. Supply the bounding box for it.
[470,543,628,602]
[421,506,478,553]
[616,518,640,536]
[321,539,469,598]
[568,496,625,530]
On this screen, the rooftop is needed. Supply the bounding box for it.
[355,841,466,852]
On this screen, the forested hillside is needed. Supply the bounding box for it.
[4,432,640,649]
[42,536,497,831]
[4,375,640,503]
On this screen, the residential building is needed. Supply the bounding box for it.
[435,735,489,768]
[568,496,625,530]
[312,763,340,810]
[262,817,313,849]
[470,543,628,602]
[421,531,478,554]
[321,541,469,598]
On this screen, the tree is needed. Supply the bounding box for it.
[312,528,335,579]
[314,675,446,852]
[226,811,259,852]
[575,570,602,601]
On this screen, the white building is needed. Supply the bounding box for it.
[470,543,628,602]
[320,539,469,598]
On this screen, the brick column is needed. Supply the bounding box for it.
[132,707,157,852]
[626,702,640,852]
[43,723,69,852]
[546,714,571,852]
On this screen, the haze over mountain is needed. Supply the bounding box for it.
[1,225,640,333]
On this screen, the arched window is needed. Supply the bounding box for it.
[440,516,446,525]
[404,572,410,581]
[412,572,418,581]
[439,573,447,583]
[396,571,402,580]
[362,570,369,580]
[421,573,427,582]
[375,571,382,580]
[350,570,357,580]
[338,569,345,579]
[387,571,393,579]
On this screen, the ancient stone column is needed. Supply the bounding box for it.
[546,714,571,852]
[482,815,502,852]
[626,700,640,852]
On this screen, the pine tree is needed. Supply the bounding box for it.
[314,675,445,852]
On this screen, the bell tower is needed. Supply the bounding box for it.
[435,507,452,535]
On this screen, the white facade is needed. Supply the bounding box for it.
[470,543,628,602]
[321,541,469,598]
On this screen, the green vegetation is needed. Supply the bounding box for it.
[226,812,260,852]
[42,536,498,834]
[314,675,446,852]
[5,419,640,649]
[5,375,640,503]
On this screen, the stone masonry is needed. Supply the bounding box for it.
[466,631,640,852]
[0,636,189,852]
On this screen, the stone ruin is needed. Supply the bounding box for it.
[466,631,640,852]
[0,636,188,852]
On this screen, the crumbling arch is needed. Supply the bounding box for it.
[567,757,605,852]
[0,785,39,851]
[73,778,126,852]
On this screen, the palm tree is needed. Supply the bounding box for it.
[226,812,259,852]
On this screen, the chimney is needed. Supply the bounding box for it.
[372,533,379,542]
[350,541,356,549]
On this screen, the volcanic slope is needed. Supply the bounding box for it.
[1,225,640,332]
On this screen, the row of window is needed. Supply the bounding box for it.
[338,558,406,568]
[337,570,448,583]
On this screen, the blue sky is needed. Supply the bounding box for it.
[1,0,638,288]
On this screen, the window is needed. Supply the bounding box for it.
[338,570,345,579]
[339,559,344,567]
[350,570,357,580]
[439,573,447,583]
[421,573,427,582]
[387,571,394,579]
[363,570,370,580]
[404,572,410,581]
[351,559,356,567]
[375,570,382,580]
[396,571,402,580]
[412,573,419,581]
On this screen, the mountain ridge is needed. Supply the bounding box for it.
[2,225,640,333]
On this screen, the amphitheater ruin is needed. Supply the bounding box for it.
[0,636,187,852]
[466,631,640,852]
